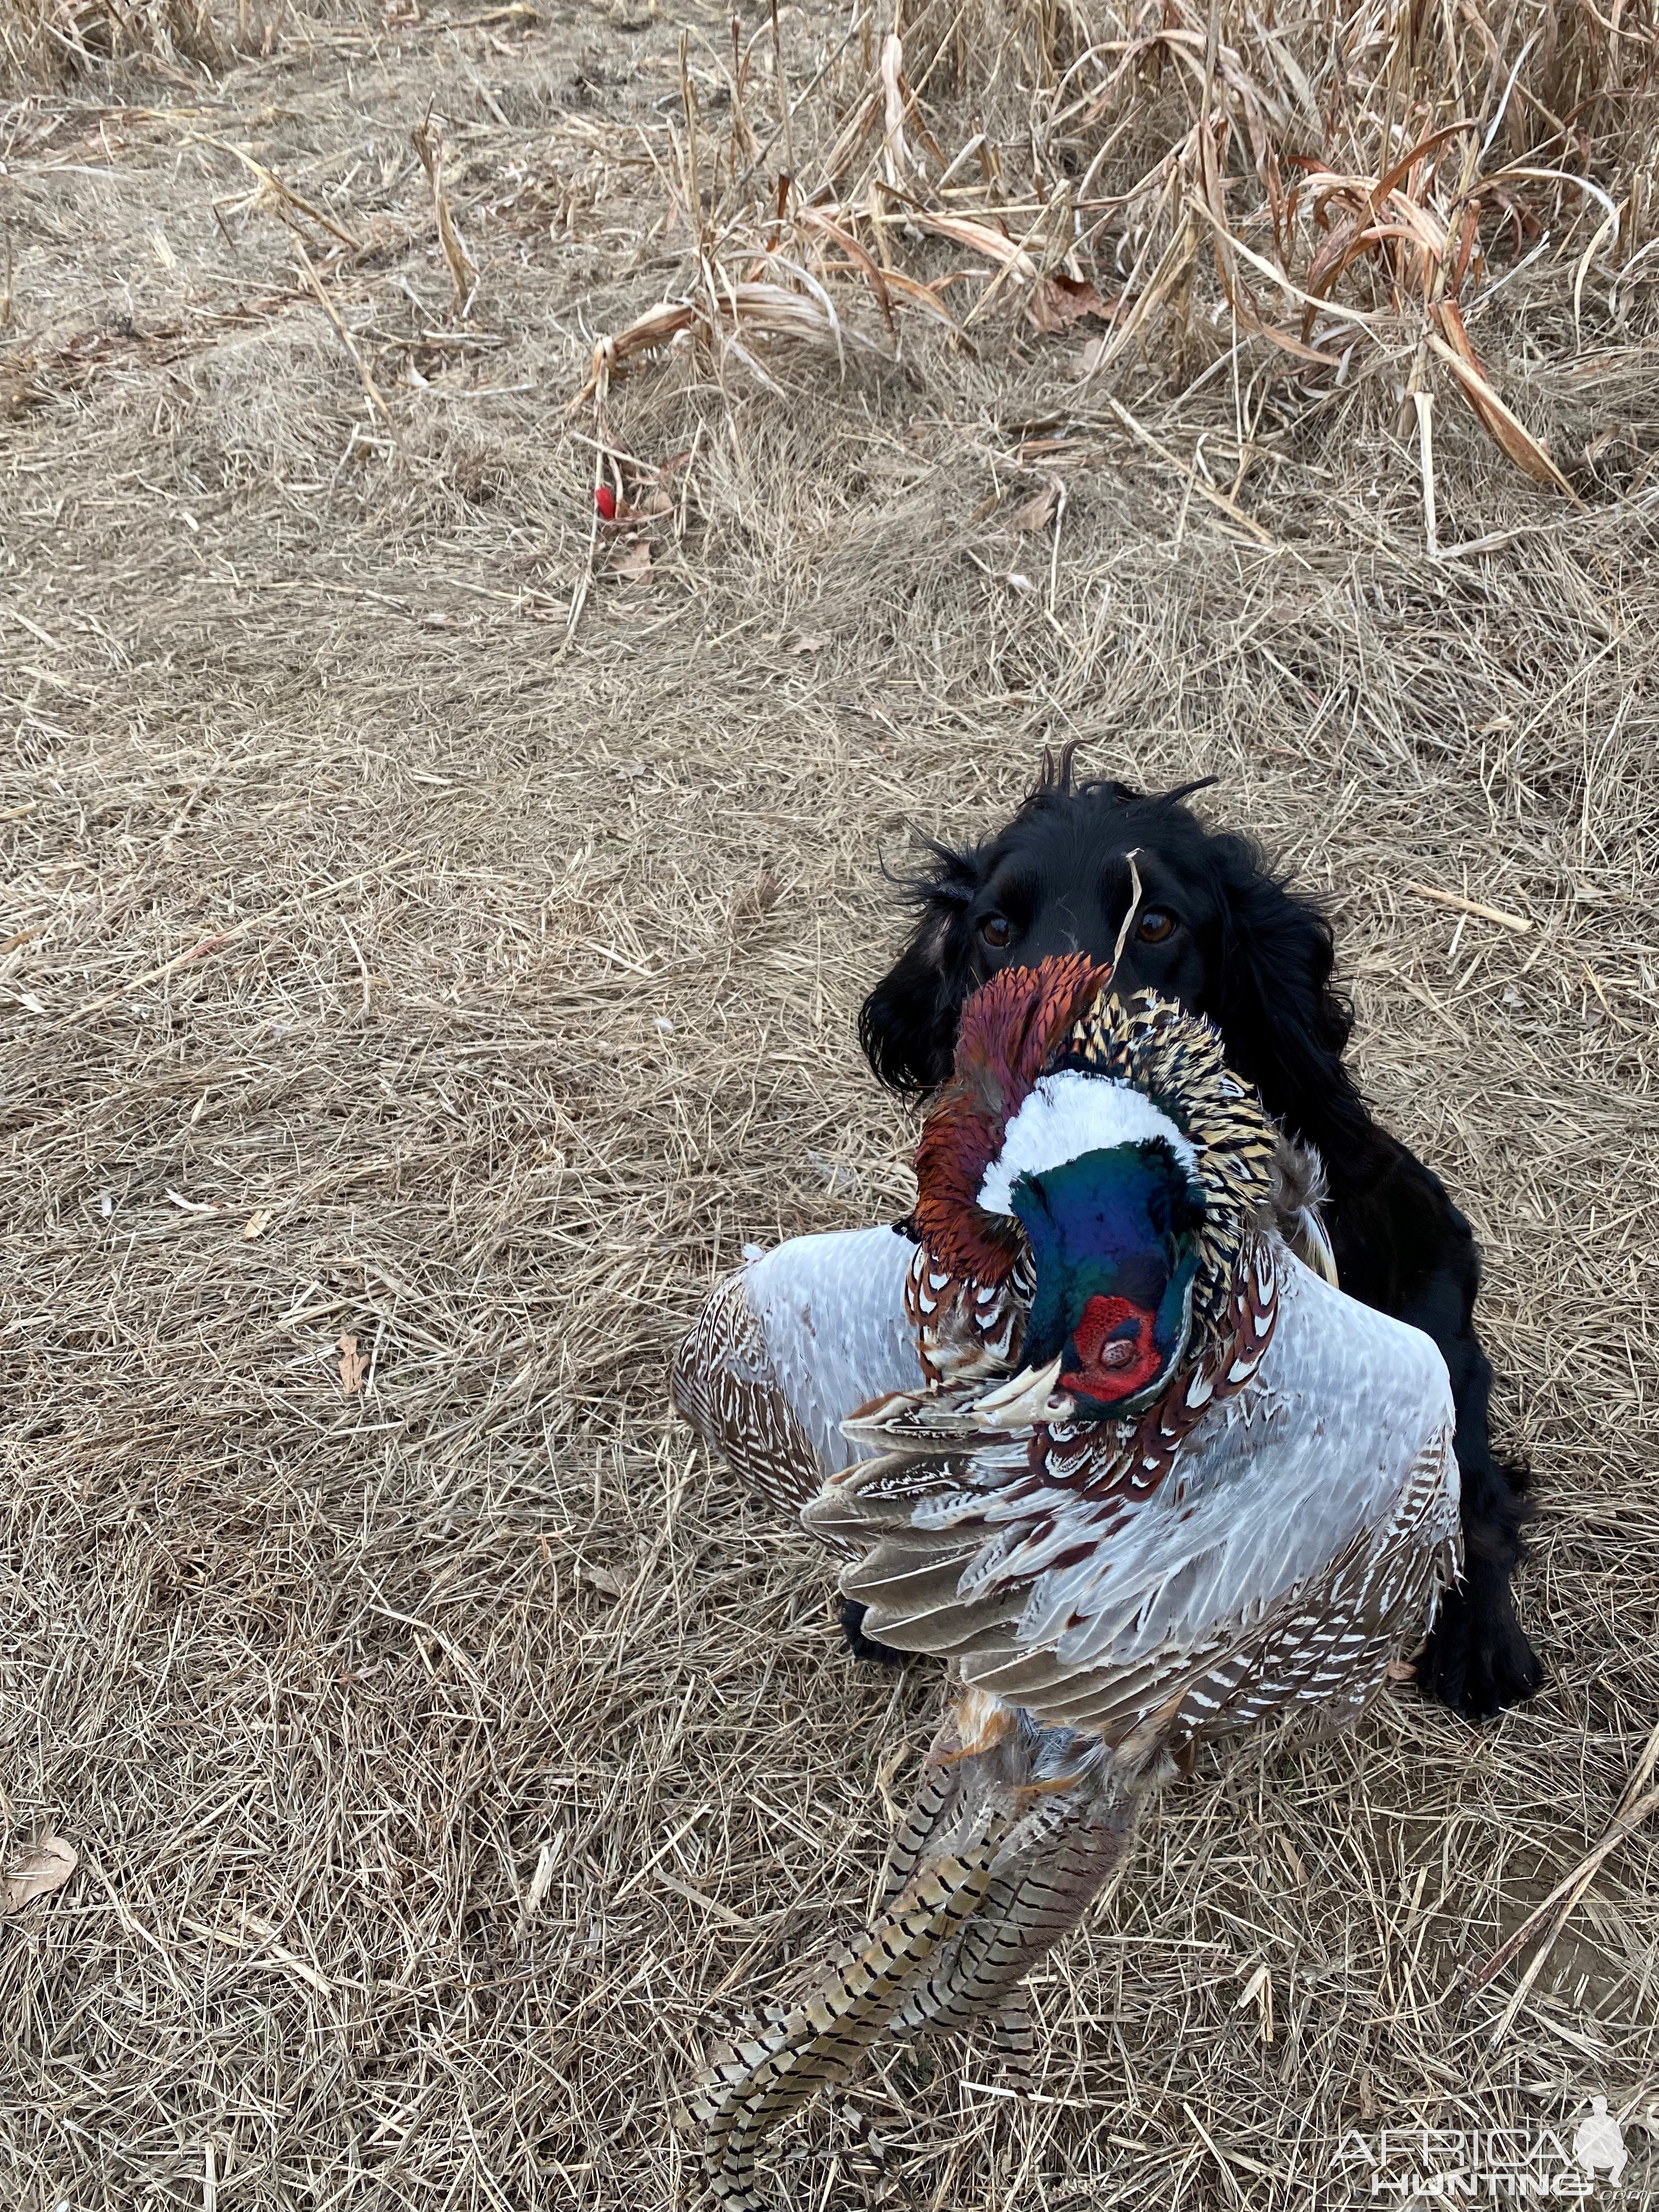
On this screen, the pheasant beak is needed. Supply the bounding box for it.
[972,1354,1074,1431]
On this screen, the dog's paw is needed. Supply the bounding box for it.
[1417,1585,1544,1720]
[837,1598,907,1668]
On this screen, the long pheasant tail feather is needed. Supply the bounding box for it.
[891,1787,1139,2039]
[878,1750,962,1908]
[695,1812,1012,2209]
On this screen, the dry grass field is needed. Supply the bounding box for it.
[3,1,1658,2205]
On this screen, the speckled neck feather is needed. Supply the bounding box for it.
[1052,986,1277,1353]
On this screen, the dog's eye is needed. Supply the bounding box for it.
[1136,907,1177,945]
[978,915,1013,949]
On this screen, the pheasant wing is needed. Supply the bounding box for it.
[673,1224,924,1521]
[806,1257,1460,1737]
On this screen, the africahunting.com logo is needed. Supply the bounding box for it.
[1336,2098,1638,2201]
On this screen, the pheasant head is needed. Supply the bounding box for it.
[1000,1119,1206,1412]
[909,960,1277,1413]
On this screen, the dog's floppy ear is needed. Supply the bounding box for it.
[1207,835,1372,1156]
[858,836,981,1093]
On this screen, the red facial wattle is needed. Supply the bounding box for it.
[1062,1293,1162,1403]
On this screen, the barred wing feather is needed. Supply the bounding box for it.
[809,1255,1460,1742]
[673,1225,924,1521]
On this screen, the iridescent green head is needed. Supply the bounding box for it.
[979,1073,1207,1414]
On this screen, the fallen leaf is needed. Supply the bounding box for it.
[579,1561,625,1598]
[609,539,653,583]
[2,1833,78,1914]
[620,489,673,521]
[1027,274,1115,334]
[337,1332,368,1395]
[916,211,1036,276]
[243,1209,272,1240]
[1429,301,1578,499]
[1007,480,1060,533]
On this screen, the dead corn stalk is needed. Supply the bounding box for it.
[413,114,479,321]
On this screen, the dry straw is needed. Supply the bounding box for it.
[574,0,1655,539]
[1,0,298,89]
[2,0,1657,2207]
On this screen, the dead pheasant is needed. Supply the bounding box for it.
[681,957,1459,2208]
[671,969,1336,1532]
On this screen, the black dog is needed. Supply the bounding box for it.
[855,754,1541,1722]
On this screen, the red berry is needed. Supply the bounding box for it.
[595,484,617,520]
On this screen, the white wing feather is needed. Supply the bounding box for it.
[741,1225,925,1472]
[821,1249,1460,1731]
[1025,1260,1457,1667]
[674,1226,926,1524]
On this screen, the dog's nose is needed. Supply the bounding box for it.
[1019,917,1091,964]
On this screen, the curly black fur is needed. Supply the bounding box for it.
[852,749,1541,1722]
